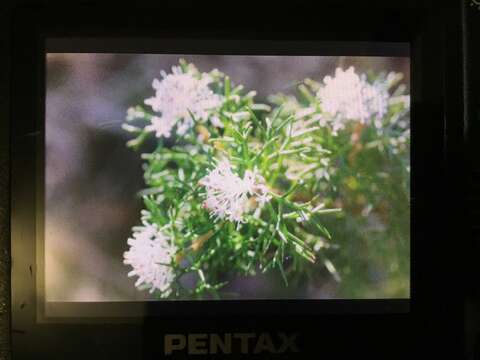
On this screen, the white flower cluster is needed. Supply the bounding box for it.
[123,222,177,295]
[317,67,389,132]
[144,66,224,138]
[199,159,271,223]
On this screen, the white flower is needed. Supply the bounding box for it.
[147,116,174,138]
[144,65,224,138]
[199,159,271,222]
[317,67,389,130]
[123,222,177,295]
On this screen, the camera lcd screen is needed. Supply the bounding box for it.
[44,47,410,306]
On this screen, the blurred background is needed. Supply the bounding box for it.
[45,54,410,301]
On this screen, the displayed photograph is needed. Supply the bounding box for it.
[45,53,410,301]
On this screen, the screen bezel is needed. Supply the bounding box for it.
[9,2,465,358]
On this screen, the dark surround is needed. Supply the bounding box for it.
[3,1,468,359]
[0,4,11,360]
[465,2,480,359]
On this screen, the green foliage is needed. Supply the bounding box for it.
[123,61,410,299]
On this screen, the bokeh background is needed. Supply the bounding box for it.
[45,54,410,301]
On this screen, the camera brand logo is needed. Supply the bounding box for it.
[164,332,299,355]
